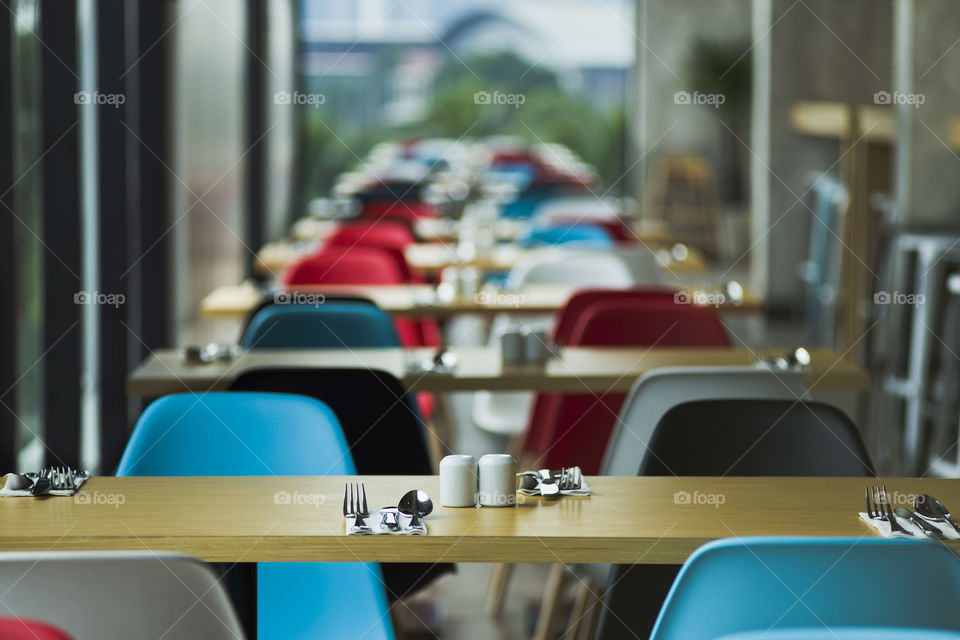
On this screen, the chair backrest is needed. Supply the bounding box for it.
[228,368,453,603]
[551,288,678,344]
[229,369,427,475]
[282,245,403,287]
[602,366,812,476]
[506,250,637,289]
[650,537,960,640]
[237,293,377,343]
[568,298,731,347]
[523,297,730,474]
[116,393,396,640]
[117,392,354,476]
[240,301,400,349]
[532,196,623,221]
[0,551,244,640]
[715,629,960,640]
[357,199,437,222]
[640,399,874,476]
[325,221,417,283]
[537,216,635,242]
[521,223,614,249]
[0,618,74,640]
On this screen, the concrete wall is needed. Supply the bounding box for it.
[762,0,892,308]
[896,0,960,225]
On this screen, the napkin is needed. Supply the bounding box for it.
[517,470,593,497]
[0,473,88,497]
[345,508,428,536]
[859,512,960,539]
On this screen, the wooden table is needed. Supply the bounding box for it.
[254,241,708,277]
[200,282,764,321]
[2,476,956,563]
[126,347,868,397]
[289,216,682,247]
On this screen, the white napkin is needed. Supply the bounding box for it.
[0,473,88,497]
[859,512,960,539]
[345,508,428,536]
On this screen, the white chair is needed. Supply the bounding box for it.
[532,196,624,221]
[602,366,813,475]
[0,551,245,640]
[472,250,642,437]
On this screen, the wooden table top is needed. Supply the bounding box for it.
[200,282,763,320]
[2,476,956,563]
[289,216,680,247]
[254,241,707,277]
[126,347,868,397]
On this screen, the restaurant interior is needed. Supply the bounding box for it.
[4,0,960,639]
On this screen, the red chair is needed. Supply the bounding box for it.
[282,245,439,346]
[0,618,73,639]
[521,291,731,474]
[551,288,678,343]
[358,199,438,226]
[325,220,420,283]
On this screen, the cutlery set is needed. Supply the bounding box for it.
[343,483,432,535]
[405,348,458,375]
[863,486,960,539]
[517,467,591,496]
[1,468,89,497]
[754,346,812,371]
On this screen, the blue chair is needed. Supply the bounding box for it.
[520,223,614,249]
[240,300,399,349]
[651,537,960,640]
[716,629,960,640]
[117,393,395,640]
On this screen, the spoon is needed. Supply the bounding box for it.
[914,494,960,535]
[398,490,433,528]
[894,507,943,538]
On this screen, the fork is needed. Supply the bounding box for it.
[866,485,909,535]
[342,483,372,533]
[560,467,582,491]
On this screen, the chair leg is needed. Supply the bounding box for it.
[561,576,596,640]
[485,562,514,616]
[533,563,569,640]
[578,585,604,640]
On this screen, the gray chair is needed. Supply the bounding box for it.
[602,366,812,476]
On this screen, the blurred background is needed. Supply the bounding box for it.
[5,0,960,636]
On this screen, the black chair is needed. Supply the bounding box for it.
[595,399,875,640]
[230,367,454,600]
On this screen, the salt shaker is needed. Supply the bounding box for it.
[522,326,549,365]
[478,454,516,507]
[500,328,524,366]
[439,455,478,507]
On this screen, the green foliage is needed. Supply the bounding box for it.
[297,49,629,209]
[682,37,752,121]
